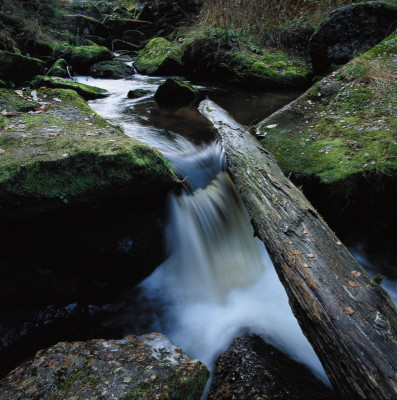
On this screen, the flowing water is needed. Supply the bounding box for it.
[77,74,330,386]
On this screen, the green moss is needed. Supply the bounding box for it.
[47,59,69,78]
[127,89,151,99]
[134,38,184,75]
[30,76,108,100]
[70,45,113,73]
[0,88,176,214]
[258,32,397,186]
[89,61,133,79]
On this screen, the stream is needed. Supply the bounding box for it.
[76,70,396,391]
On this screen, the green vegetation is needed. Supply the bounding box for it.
[89,60,133,79]
[134,37,184,75]
[70,45,113,73]
[257,31,397,187]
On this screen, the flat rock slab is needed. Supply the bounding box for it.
[0,333,209,400]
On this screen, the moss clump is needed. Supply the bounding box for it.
[257,31,397,187]
[70,45,113,73]
[0,50,45,82]
[134,38,184,75]
[89,61,133,79]
[0,88,176,217]
[30,76,108,100]
[47,59,69,78]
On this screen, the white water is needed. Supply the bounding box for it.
[77,75,329,384]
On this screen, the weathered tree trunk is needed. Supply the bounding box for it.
[199,100,397,399]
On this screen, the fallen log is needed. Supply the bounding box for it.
[198,100,397,399]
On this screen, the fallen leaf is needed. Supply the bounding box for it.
[336,240,342,246]
[31,90,38,101]
[15,90,23,97]
[351,270,361,279]
[303,229,308,234]
[348,281,357,287]
[307,253,315,258]
[343,306,354,315]
[0,149,5,154]
[39,86,47,90]
[288,240,293,244]
[293,250,302,256]
[53,97,62,102]
[175,348,183,355]
[266,124,278,129]
[303,263,311,268]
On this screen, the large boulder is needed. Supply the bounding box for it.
[30,75,108,100]
[154,77,199,107]
[310,1,397,74]
[63,14,110,39]
[134,37,184,75]
[70,45,113,73]
[0,333,209,399]
[182,35,311,88]
[89,60,133,79]
[0,51,45,83]
[207,334,334,400]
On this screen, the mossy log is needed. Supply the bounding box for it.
[199,100,397,399]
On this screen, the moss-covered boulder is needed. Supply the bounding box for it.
[89,60,133,79]
[47,58,69,78]
[155,77,199,107]
[103,16,152,38]
[30,76,108,100]
[128,88,152,99]
[134,37,184,75]
[257,31,397,192]
[0,88,176,219]
[0,51,45,83]
[70,45,113,73]
[182,35,311,88]
[64,14,110,39]
[310,1,397,74]
[0,333,209,400]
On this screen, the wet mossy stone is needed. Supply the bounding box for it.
[89,60,133,79]
[70,45,113,73]
[0,50,45,83]
[30,76,108,100]
[154,77,199,107]
[134,37,184,75]
[0,88,177,219]
[310,1,397,74]
[128,88,151,99]
[0,334,209,400]
[257,31,397,191]
[47,58,69,78]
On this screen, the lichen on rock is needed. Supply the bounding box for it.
[0,333,210,400]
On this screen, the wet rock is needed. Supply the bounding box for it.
[128,88,151,99]
[0,333,209,400]
[155,77,199,107]
[207,334,334,400]
[134,37,184,75]
[89,61,133,79]
[103,17,152,39]
[70,45,113,73]
[122,29,146,45]
[30,76,108,100]
[113,39,140,53]
[0,51,45,83]
[310,2,397,74]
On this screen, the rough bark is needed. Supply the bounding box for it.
[199,99,397,399]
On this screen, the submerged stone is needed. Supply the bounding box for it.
[89,60,133,79]
[0,333,209,400]
[134,37,184,75]
[30,75,108,100]
[207,334,334,400]
[155,77,199,107]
